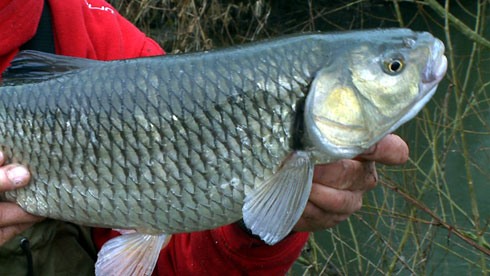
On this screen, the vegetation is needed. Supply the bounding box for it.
[108,1,489,275]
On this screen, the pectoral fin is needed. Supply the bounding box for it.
[95,233,170,276]
[242,151,313,245]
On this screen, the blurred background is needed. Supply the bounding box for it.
[106,1,489,275]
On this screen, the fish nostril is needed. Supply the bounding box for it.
[404,38,416,48]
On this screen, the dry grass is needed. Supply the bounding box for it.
[107,1,489,275]
[109,0,273,52]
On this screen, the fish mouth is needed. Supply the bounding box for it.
[422,38,447,88]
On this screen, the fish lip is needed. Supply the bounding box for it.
[420,54,446,98]
[422,38,447,85]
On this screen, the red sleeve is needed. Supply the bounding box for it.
[156,224,309,276]
[94,225,309,276]
[0,0,164,76]
[48,0,164,59]
[0,0,43,76]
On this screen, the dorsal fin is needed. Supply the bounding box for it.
[2,50,102,85]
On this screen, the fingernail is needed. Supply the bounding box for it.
[7,166,29,186]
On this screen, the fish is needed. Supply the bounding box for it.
[0,28,447,275]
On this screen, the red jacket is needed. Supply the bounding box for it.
[0,0,309,275]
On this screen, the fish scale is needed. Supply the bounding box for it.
[1,30,447,240]
[2,43,301,230]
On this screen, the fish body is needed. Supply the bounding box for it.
[0,29,446,275]
[4,34,316,233]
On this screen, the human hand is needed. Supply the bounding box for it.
[293,134,409,232]
[0,152,43,246]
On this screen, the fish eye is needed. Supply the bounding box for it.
[389,60,403,72]
[383,56,405,75]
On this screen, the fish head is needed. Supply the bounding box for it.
[305,29,447,160]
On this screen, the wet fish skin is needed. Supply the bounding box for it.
[1,29,445,237]
[1,33,326,233]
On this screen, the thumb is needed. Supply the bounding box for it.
[0,165,31,193]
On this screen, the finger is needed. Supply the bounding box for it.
[356,134,409,165]
[0,151,4,166]
[0,203,43,227]
[0,223,35,246]
[353,161,378,191]
[308,183,364,214]
[313,159,377,191]
[294,217,340,232]
[293,202,349,232]
[0,165,30,193]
